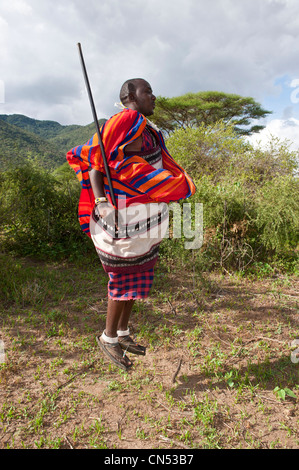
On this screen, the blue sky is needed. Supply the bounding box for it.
[249,75,299,150]
[0,0,299,150]
[263,76,296,119]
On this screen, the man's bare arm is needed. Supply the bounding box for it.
[88,168,106,198]
[88,167,117,222]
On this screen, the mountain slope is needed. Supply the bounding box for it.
[0,114,81,140]
[48,120,106,154]
[0,119,66,170]
[0,114,106,157]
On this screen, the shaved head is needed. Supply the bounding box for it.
[119,78,156,116]
[119,78,144,105]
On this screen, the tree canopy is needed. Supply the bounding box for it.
[151,91,272,135]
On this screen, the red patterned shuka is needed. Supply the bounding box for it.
[66,108,196,300]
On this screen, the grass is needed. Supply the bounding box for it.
[0,253,298,449]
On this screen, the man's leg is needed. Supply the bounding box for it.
[116,299,135,332]
[116,300,146,356]
[105,299,134,337]
[98,299,133,369]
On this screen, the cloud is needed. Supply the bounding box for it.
[1,0,299,130]
[248,117,299,151]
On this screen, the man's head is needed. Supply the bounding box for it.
[119,78,156,117]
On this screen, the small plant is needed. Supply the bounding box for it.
[136,427,147,440]
[273,387,297,401]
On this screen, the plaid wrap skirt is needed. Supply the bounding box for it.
[108,269,154,300]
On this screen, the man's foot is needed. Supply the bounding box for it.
[96,335,132,371]
[118,335,146,356]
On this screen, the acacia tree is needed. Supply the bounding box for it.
[151,91,271,135]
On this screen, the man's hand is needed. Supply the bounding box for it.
[95,202,120,232]
[95,201,115,219]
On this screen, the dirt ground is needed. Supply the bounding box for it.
[0,259,298,450]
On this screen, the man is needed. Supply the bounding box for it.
[67,79,196,371]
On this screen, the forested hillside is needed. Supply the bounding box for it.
[0,119,65,170]
[0,114,76,139]
[0,114,106,169]
[48,120,106,154]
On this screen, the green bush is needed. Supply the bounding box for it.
[164,123,299,272]
[166,121,298,184]
[255,174,299,251]
[0,160,93,259]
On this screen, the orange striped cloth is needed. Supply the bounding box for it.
[66,108,196,237]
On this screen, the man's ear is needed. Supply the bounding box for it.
[128,91,137,103]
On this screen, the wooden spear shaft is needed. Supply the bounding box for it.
[77,42,116,208]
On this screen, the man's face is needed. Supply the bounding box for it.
[133,80,156,117]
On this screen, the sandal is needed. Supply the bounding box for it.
[96,335,132,371]
[118,335,146,356]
